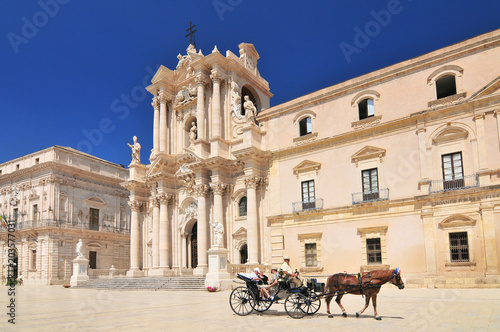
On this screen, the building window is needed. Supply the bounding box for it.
[366,238,382,264]
[89,251,97,269]
[358,98,375,120]
[305,243,317,267]
[89,208,99,231]
[301,180,316,210]
[238,197,247,217]
[35,158,39,164]
[31,250,37,270]
[362,168,379,201]
[442,152,464,190]
[449,232,469,262]
[436,75,457,99]
[299,117,312,136]
[13,208,18,222]
[33,204,38,221]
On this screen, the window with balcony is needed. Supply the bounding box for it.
[449,232,469,262]
[358,98,375,120]
[31,249,37,270]
[302,180,316,210]
[89,208,99,231]
[32,204,38,221]
[362,168,379,201]
[442,152,464,190]
[366,238,382,264]
[299,117,312,136]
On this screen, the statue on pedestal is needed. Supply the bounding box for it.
[76,239,84,258]
[244,96,257,124]
[210,220,224,247]
[127,136,141,164]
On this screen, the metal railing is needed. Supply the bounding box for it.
[352,188,389,204]
[429,174,478,193]
[0,219,129,234]
[292,198,324,213]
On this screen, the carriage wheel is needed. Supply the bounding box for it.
[251,296,273,312]
[284,293,308,319]
[229,287,254,316]
[304,291,321,315]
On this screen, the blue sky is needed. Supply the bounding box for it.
[1,0,499,166]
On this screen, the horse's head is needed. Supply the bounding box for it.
[390,267,405,289]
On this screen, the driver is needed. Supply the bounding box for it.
[280,256,302,288]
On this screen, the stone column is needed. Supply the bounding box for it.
[151,196,160,268]
[158,193,171,268]
[187,234,192,268]
[194,184,209,274]
[159,92,168,153]
[152,96,160,155]
[421,209,437,275]
[210,181,226,247]
[480,203,499,274]
[195,75,206,141]
[128,200,141,272]
[210,69,222,138]
[245,176,260,264]
[181,232,187,269]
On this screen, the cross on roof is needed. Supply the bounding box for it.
[185,21,197,50]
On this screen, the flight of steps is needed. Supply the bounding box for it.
[74,276,207,291]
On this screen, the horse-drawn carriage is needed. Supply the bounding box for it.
[229,268,404,320]
[229,270,322,319]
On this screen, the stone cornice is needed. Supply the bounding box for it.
[259,31,500,121]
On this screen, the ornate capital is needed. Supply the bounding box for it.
[158,91,168,104]
[193,183,210,197]
[210,69,223,84]
[128,200,141,212]
[149,196,160,207]
[195,75,208,88]
[210,182,227,195]
[244,175,262,189]
[152,97,160,110]
[157,193,172,204]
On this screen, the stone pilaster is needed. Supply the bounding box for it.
[158,92,168,153]
[194,183,210,275]
[480,203,498,274]
[150,195,160,268]
[245,175,261,265]
[158,193,171,269]
[210,69,223,138]
[195,75,207,141]
[152,96,160,156]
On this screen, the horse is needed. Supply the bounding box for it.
[324,268,404,320]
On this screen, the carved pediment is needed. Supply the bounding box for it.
[293,160,321,177]
[233,227,247,238]
[86,196,106,205]
[351,146,386,166]
[470,76,500,100]
[432,127,468,145]
[151,65,173,84]
[439,215,476,228]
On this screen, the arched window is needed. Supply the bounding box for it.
[299,117,312,136]
[238,197,247,217]
[436,75,457,99]
[358,98,375,120]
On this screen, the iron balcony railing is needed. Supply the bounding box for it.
[0,219,129,234]
[292,198,324,213]
[429,174,479,193]
[352,188,389,204]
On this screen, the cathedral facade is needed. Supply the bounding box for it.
[127,29,500,287]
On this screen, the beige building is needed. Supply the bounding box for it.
[0,146,130,285]
[127,29,500,287]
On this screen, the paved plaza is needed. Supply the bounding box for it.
[1,285,500,331]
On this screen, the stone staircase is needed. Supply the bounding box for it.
[74,276,207,291]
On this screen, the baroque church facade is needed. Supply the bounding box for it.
[0,146,130,285]
[126,29,500,287]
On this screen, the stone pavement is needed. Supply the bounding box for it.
[1,285,500,331]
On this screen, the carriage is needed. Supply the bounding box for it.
[229,271,322,319]
[229,268,405,320]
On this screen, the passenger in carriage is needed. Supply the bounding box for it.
[260,268,279,300]
[250,267,273,300]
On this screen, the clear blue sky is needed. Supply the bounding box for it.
[1,0,499,166]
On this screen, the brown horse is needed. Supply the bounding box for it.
[324,268,404,320]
